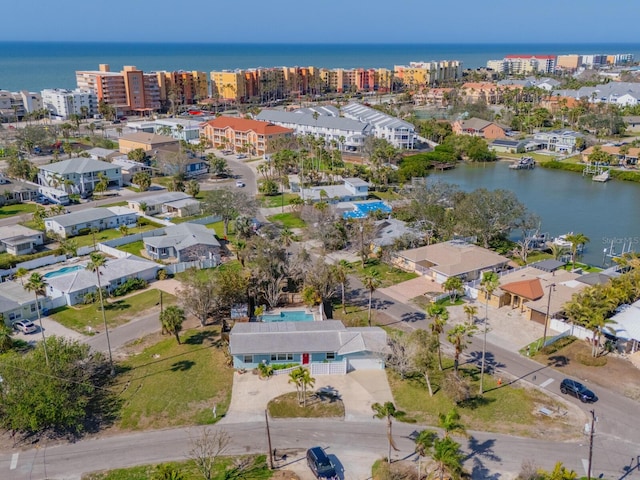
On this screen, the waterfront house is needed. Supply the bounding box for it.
[393,239,510,284]
[489,139,529,154]
[0,225,44,256]
[44,207,138,239]
[127,191,195,215]
[533,130,584,154]
[38,157,123,195]
[45,255,159,306]
[229,320,388,372]
[143,223,220,262]
[452,118,508,140]
[581,145,640,166]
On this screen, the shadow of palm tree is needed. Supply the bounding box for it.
[171,360,195,371]
[185,330,217,345]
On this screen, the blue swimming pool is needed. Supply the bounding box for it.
[261,311,314,322]
[44,265,84,278]
[343,201,392,219]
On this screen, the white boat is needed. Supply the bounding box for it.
[552,233,584,251]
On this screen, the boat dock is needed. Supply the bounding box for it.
[593,170,610,182]
[433,163,456,171]
[509,157,535,170]
[583,162,610,182]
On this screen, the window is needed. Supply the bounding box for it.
[243,355,253,364]
[326,352,335,360]
[271,353,293,361]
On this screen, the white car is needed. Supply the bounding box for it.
[13,320,37,334]
[235,180,245,188]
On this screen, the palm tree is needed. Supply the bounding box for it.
[463,305,478,324]
[280,228,295,248]
[333,260,350,314]
[442,277,463,302]
[565,232,590,270]
[300,368,316,407]
[86,252,114,375]
[426,303,448,370]
[361,270,381,326]
[549,243,568,261]
[119,224,130,237]
[372,401,403,463]
[479,271,499,394]
[14,267,29,285]
[160,306,185,344]
[24,273,49,367]
[432,437,464,480]
[288,366,304,404]
[447,323,477,372]
[438,408,467,439]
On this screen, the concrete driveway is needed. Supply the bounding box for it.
[222,369,394,424]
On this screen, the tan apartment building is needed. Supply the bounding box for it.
[210,70,248,103]
[118,132,180,154]
[461,82,503,104]
[157,70,208,107]
[200,116,293,156]
[76,64,161,114]
[556,55,582,71]
[394,60,462,88]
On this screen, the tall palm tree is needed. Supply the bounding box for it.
[288,367,304,404]
[463,305,478,324]
[432,437,464,480]
[565,232,590,270]
[447,323,477,372]
[14,267,29,285]
[361,270,381,326]
[300,368,316,407]
[333,260,351,314]
[438,408,467,439]
[24,273,49,367]
[549,243,568,261]
[86,253,114,375]
[426,303,449,370]
[160,306,185,345]
[479,271,499,394]
[372,401,403,463]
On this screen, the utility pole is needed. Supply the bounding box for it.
[265,409,274,469]
[587,409,596,480]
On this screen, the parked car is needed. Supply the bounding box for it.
[560,378,597,403]
[235,180,245,188]
[13,320,37,334]
[306,447,338,480]
[236,154,247,159]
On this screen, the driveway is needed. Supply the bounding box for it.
[222,369,394,424]
[379,276,444,304]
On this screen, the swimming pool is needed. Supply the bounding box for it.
[44,265,84,279]
[261,310,314,322]
[343,201,392,219]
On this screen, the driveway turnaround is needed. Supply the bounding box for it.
[222,369,394,424]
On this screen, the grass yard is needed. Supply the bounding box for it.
[266,212,306,229]
[497,152,562,164]
[49,289,176,333]
[116,240,145,257]
[352,259,419,288]
[388,365,579,440]
[369,190,401,202]
[151,176,172,189]
[101,201,129,207]
[73,223,161,248]
[115,326,233,430]
[260,193,300,208]
[0,202,38,219]
[268,391,345,418]
[331,302,376,327]
[83,455,271,480]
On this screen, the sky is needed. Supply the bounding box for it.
[2,0,639,44]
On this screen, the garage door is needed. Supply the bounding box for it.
[347,358,384,371]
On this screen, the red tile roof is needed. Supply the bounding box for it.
[202,116,293,135]
[501,279,544,300]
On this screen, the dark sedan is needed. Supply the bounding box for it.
[560,378,597,403]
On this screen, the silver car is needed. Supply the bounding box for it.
[13,320,37,334]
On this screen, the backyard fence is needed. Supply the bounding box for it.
[311,360,347,375]
[0,253,68,278]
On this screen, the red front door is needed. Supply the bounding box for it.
[302,353,310,365]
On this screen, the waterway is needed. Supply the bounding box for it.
[428,161,640,267]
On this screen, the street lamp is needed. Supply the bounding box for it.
[542,283,556,349]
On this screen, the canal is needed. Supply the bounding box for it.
[429,161,640,266]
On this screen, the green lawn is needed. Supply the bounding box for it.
[49,289,176,333]
[351,259,419,288]
[101,201,129,207]
[83,455,271,480]
[259,193,300,208]
[497,152,560,164]
[116,240,145,257]
[115,325,233,430]
[151,176,172,189]
[0,203,38,219]
[268,391,344,418]
[73,223,162,248]
[266,212,306,229]
[388,365,579,439]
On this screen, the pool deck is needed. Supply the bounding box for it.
[261,306,323,322]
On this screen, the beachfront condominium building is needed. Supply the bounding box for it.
[76,64,161,115]
[487,55,556,75]
[156,70,208,108]
[210,70,248,103]
[200,116,294,156]
[0,90,43,121]
[394,61,462,87]
[556,55,582,71]
[41,88,97,120]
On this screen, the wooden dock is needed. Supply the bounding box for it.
[432,163,456,171]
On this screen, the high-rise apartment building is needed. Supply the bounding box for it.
[41,88,97,119]
[394,60,462,87]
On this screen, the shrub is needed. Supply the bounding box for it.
[112,277,147,297]
[0,249,64,270]
[156,269,168,280]
[257,362,274,378]
[272,363,299,371]
[539,335,576,355]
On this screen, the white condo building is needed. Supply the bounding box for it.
[41,88,97,120]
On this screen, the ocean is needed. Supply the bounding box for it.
[2,42,640,92]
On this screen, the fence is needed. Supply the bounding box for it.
[0,253,68,278]
[165,258,219,275]
[311,360,347,375]
[272,366,301,377]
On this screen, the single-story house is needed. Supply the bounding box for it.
[44,206,138,238]
[162,197,201,217]
[127,192,193,215]
[111,157,153,185]
[86,147,120,162]
[38,157,123,195]
[0,225,44,256]
[229,320,388,371]
[489,139,530,154]
[581,145,640,166]
[299,177,370,203]
[143,223,220,262]
[45,255,159,306]
[0,280,45,325]
[393,240,510,284]
[371,218,423,250]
